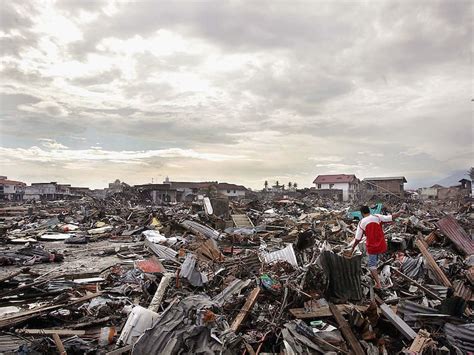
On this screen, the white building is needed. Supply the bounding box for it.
[0,176,26,201]
[216,183,247,198]
[313,174,359,201]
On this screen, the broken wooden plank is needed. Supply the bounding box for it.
[289,304,368,319]
[328,302,365,355]
[376,298,417,341]
[415,233,452,288]
[0,292,102,328]
[409,329,432,354]
[105,345,133,355]
[148,273,172,312]
[230,287,260,332]
[17,329,86,336]
[424,232,438,246]
[231,214,254,228]
[70,316,115,329]
[391,267,442,300]
[0,268,29,284]
[52,333,67,355]
[0,278,49,298]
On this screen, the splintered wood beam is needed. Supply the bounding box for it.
[328,302,365,355]
[230,287,261,332]
[391,267,442,300]
[52,333,67,355]
[415,233,452,288]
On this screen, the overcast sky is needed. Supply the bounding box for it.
[0,0,472,189]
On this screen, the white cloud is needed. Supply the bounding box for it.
[18,101,68,117]
[0,146,244,164]
[39,138,68,149]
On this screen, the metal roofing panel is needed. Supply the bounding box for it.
[144,239,177,260]
[402,256,424,279]
[0,335,28,352]
[436,215,474,256]
[181,220,221,240]
[425,284,448,299]
[262,244,298,267]
[319,251,363,301]
[444,323,474,352]
[453,280,473,301]
[397,300,448,325]
[213,278,252,306]
[132,295,222,355]
[135,258,166,273]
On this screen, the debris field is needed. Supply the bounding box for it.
[0,190,472,354]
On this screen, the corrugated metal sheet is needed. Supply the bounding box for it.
[135,258,166,273]
[444,323,474,352]
[453,279,473,301]
[132,295,222,355]
[425,284,448,299]
[436,215,474,256]
[319,251,362,301]
[402,256,424,279]
[213,278,252,305]
[179,254,208,286]
[181,220,221,240]
[144,239,177,260]
[0,335,28,352]
[262,244,298,267]
[397,300,447,325]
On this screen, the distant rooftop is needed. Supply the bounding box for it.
[313,174,358,184]
[0,177,26,186]
[364,176,407,183]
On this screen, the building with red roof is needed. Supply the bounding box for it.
[312,174,359,201]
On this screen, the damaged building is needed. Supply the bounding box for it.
[136,180,248,204]
[362,176,407,198]
[0,176,26,201]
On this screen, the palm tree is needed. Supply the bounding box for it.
[276,181,280,187]
[469,167,474,180]
[264,180,268,190]
[288,182,292,189]
[293,182,298,189]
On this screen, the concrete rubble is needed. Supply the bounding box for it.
[0,188,472,354]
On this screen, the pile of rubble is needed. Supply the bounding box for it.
[0,192,472,354]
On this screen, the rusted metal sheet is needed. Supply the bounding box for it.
[436,215,474,256]
[453,280,473,301]
[135,258,166,273]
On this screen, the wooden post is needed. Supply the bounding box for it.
[328,303,365,355]
[148,274,172,312]
[375,296,417,341]
[409,329,432,353]
[390,267,442,300]
[230,287,260,332]
[415,233,452,288]
[52,333,67,355]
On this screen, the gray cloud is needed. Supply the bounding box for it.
[0,0,471,188]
